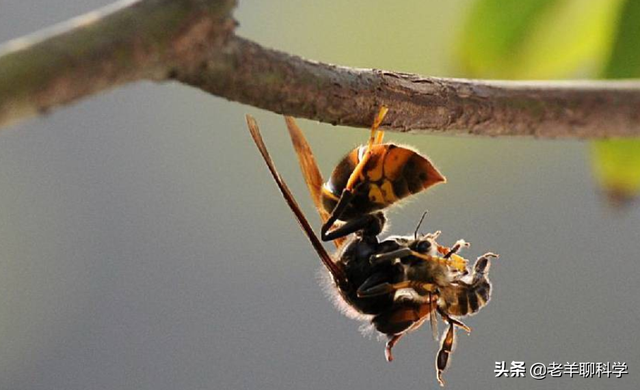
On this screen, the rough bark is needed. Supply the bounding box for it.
[0,0,237,127]
[1,0,640,138]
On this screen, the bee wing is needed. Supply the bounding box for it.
[430,294,439,341]
[284,116,346,249]
[246,115,346,285]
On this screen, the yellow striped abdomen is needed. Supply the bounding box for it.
[321,144,446,221]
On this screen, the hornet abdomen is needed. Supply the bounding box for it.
[321,144,445,221]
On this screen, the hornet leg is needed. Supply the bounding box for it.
[321,210,384,242]
[358,281,437,298]
[321,107,389,241]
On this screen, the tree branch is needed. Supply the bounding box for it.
[179,36,640,138]
[0,0,237,127]
[1,0,640,138]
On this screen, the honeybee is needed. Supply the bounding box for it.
[245,109,497,386]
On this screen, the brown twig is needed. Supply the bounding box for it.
[1,0,640,138]
[0,0,237,127]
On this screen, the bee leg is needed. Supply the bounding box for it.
[435,310,473,386]
[443,240,470,259]
[407,250,468,273]
[385,333,404,362]
[437,308,471,333]
[473,252,498,277]
[459,252,497,286]
[447,316,471,334]
[436,320,455,386]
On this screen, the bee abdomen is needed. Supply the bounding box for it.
[474,280,491,308]
[468,280,491,315]
[443,279,491,317]
[441,251,493,318]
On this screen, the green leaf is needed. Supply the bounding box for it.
[594,0,640,205]
[460,0,640,205]
[592,139,640,205]
[458,0,557,78]
[458,0,623,79]
[603,0,640,78]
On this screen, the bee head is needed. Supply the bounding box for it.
[409,234,440,257]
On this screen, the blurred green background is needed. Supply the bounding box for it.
[0,1,638,389]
